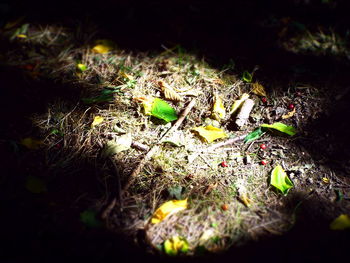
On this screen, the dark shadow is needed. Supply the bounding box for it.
[1,0,350,262]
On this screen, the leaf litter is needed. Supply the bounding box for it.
[3,20,350,258]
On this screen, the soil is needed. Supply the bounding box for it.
[1,1,350,262]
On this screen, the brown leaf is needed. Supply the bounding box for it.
[204,182,218,194]
[158,80,182,102]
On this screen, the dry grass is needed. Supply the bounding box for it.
[3,20,349,257]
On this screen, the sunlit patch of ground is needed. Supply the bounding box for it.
[1,19,350,258]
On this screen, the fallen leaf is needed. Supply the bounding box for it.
[16,34,27,38]
[20,137,43,149]
[136,97,178,122]
[270,165,293,195]
[91,40,114,54]
[10,23,29,40]
[25,176,47,194]
[239,192,251,207]
[119,71,134,81]
[204,117,220,128]
[236,181,251,207]
[80,210,102,228]
[164,236,189,256]
[92,44,111,54]
[101,133,132,157]
[168,185,183,200]
[112,125,127,134]
[199,229,215,243]
[91,116,104,128]
[151,199,188,224]
[251,82,267,97]
[82,89,115,104]
[282,108,296,119]
[77,63,88,72]
[212,94,226,120]
[204,182,218,194]
[192,125,228,143]
[50,129,64,136]
[158,80,182,102]
[230,93,249,115]
[322,177,330,184]
[330,214,350,230]
[244,127,265,143]
[261,122,297,136]
[162,130,186,146]
[242,71,252,83]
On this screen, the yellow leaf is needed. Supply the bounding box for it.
[230,93,249,115]
[16,34,27,38]
[212,94,226,120]
[158,80,182,102]
[92,44,111,54]
[119,71,134,81]
[164,236,189,256]
[91,116,104,128]
[239,192,251,207]
[322,177,330,184]
[20,137,43,149]
[76,63,87,72]
[192,125,228,143]
[282,108,296,119]
[133,96,155,115]
[151,199,188,224]
[251,82,267,97]
[330,214,350,230]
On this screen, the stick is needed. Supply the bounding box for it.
[235,99,254,129]
[131,141,149,151]
[207,134,247,151]
[122,99,196,194]
[188,133,247,164]
[101,197,116,220]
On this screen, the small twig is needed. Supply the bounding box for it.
[101,197,116,220]
[207,134,247,152]
[131,141,149,151]
[188,134,247,164]
[122,99,196,195]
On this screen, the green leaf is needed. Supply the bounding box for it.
[151,98,178,122]
[335,189,344,202]
[80,210,102,228]
[50,129,64,136]
[168,185,183,199]
[242,71,252,83]
[81,89,115,104]
[25,176,47,194]
[261,122,297,136]
[244,127,265,143]
[11,23,29,40]
[270,165,293,195]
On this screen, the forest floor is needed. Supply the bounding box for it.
[1,1,350,262]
